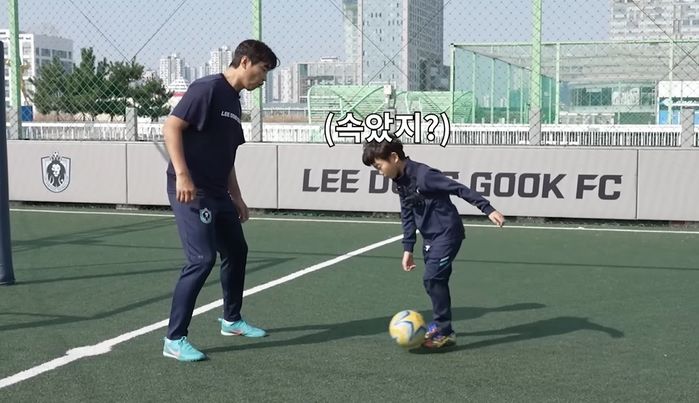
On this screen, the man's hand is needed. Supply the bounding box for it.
[402,251,416,272]
[233,198,249,223]
[488,210,505,227]
[176,172,197,203]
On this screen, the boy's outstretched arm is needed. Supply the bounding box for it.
[422,168,505,227]
[488,210,505,227]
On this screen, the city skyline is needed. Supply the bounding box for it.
[1,0,610,74]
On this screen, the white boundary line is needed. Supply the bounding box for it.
[9,207,699,235]
[0,233,403,390]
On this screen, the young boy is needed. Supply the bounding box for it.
[162,39,278,361]
[362,138,505,349]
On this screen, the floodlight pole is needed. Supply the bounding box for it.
[0,41,16,286]
[529,0,542,145]
[250,0,263,142]
[506,63,511,123]
[555,42,561,124]
[449,44,455,122]
[490,46,495,123]
[667,42,674,124]
[8,0,22,140]
[470,52,476,123]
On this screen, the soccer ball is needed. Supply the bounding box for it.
[389,310,427,348]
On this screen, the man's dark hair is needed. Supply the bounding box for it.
[230,39,279,69]
[362,137,407,166]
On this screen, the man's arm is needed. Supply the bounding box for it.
[227,167,249,222]
[163,115,196,203]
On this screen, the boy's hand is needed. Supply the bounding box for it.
[402,251,416,272]
[176,172,197,203]
[488,210,505,227]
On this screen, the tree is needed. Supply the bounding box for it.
[60,48,105,120]
[29,47,171,122]
[29,57,67,118]
[104,59,144,121]
[132,78,173,122]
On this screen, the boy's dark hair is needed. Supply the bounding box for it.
[230,39,279,69]
[362,138,407,166]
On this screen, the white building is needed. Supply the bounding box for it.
[273,66,294,103]
[158,53,185,87]
[611,0,699,40]
[209,46,233,75]
[343,0,361,64]
[166,77,190,109]
[356,0,446,90]
[195,63,211,80]
[271,58,359,104]
[141,69,157,81]
[1,29,73,109]
[300,57,359,103]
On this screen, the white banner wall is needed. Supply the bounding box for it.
[125,143,278,208]
[233,144,278,209]
[8,141,127,204]
[125,142,170,205]
[637,150,699,221]
[7,141,697,222]
[278,145,638,219]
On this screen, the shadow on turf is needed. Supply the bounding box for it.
[0,256,291,332]
[410,316,624,355]
[9,256,290,286]
[204,303,546,355]
[458,258,699,273]
[12,218,174,254]
[252,252,699,273]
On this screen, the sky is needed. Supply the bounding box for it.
[0,0,611,71]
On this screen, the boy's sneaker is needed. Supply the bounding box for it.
[425,322,439,339]
[162,336,206,362]
[219,318,267,337]
[422,332,457,349]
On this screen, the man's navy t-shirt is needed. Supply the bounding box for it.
[166,74,245,198]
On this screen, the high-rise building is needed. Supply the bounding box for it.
[209,46,233,75]
[611,0,699,40]
[141,69,157,81]
[343,0,361,64]
[271,58,359,104]
[263,71,274,103]
[183,65,195,83]
[196,63,211,81]
[356,0,445,90]
[298,57,359,103]
[273,66,294,103]
[1,29,73,108]
[158,53,185,87]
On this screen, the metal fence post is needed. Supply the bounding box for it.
[529,0,542,145]
[125,107,138,141]
[0,41,16,286]
[250,0,263,142]
[680,108,694,148]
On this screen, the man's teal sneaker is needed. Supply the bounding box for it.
[218,318,267,337]
[163,336,206,361]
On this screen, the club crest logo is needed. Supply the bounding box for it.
[41,152,71,193]
[199,208,212,224]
